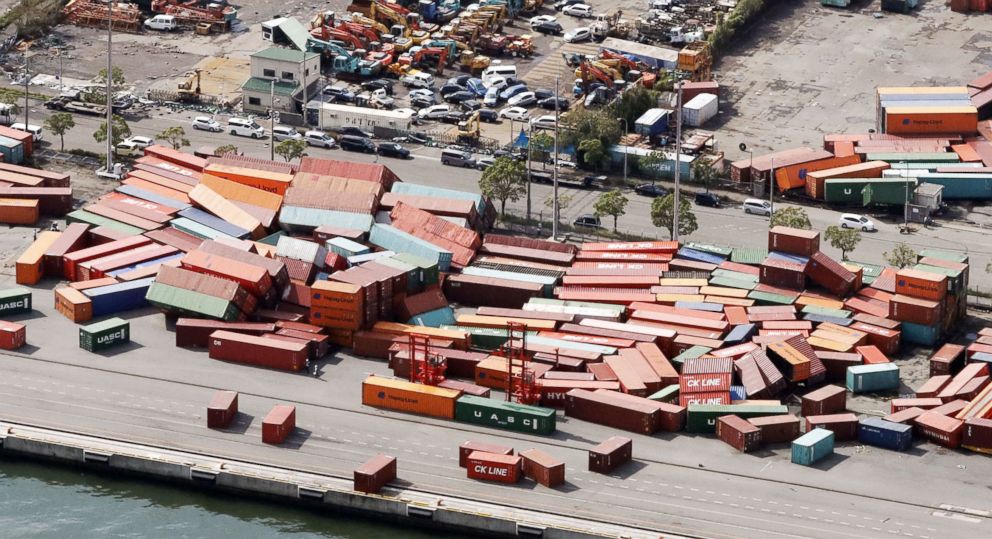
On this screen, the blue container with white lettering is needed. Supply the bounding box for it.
[83,278,154,316]
[858,417,912,451]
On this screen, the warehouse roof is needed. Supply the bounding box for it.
[242,77,299,97]
[600,38,679,69]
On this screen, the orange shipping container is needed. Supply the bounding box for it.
[310,280,364,309]
[952,144,983,163]
[199,174,284,212]
[895,268,947,301]
[361,375,461,419]
[774,154,862,192]
[884,106,979,136]
[203,163,294,196]
[373,321,471,350]
[54,286,93,322]
[15,231,61,285]
[120,177,191,204]
[0,198,39,225]
[805,161,891,199]
[188,184,266,239]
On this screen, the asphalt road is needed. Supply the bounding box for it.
[0,289,990,539]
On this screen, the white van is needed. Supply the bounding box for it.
[272,125,302,142]
[482,65,518,85]
[743,198,772,216]
[401,72,436,89]
[144,15,178,31]
[227,117,265,138]
[10,123,42,141]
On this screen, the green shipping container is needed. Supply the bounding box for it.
[67,210,144,236]
[820,0,850,6]
[748,290,795,305]
[708,275,757,290]
[801,304,851,319]
[440,325,529,350]
[711,269,758,283]
[687,404,790,434]
[79,317,130,352]
[454,395,556,435]
[0,287,32,316]
[376,257,422,293]
[258,231,287,246]
[648,385,679,403]
[393,252,439,287]
[823,178,916,205]
[917,249,968,264]
[861,179,917,206]
[145,282,242,321]
[847,261,884,285]
[731,247,768,265]
[672,345,711,367]
[685,242,733,257]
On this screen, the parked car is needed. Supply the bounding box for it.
[500,84,529,101]
[123,135,153,149]
[304,130,335,148]
[484,87,500,107]
[573,214,603,228]
[695,192,721,208]
[529,115,556,130]
[529,14,557,26]
[478,109,500,123]
[322,85,356,103]
[440,83,465,97]
[447,75,472,87]
[532,20,564,35]
[554,0,586,10]
[272,125,302,142]
[227,117,265,138]
[417,104,450,119]
[498,106,530,121]
[538,96,570,110]
[401,72,436,88]
[440,111,466,124]
[115,141,141,156]
[377,142,410,159]
[339,135,376,153]
[441,148,476,167]
[534,88,555,100]
[361,79,395,95]
[507,91,537,107]
[461,99,482,111]
[144,14,177,31]
[410,96,435,109]
[409,88,435,101]
[562,4,593,17]
[839,213,876,232]
[475,156,496,170]
[445,91,476,104]
[564,27,592,43]
[192,116,222,132]
[484,75,510,91]
[338,126,374,139]
[635,183,669,198]
[743,198,772,216]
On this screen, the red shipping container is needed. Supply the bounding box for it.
[208,330,307,371]
[207,390,238,428]
[848,322,900,356]
[594,390,686,432]
[938,363,989,402]
[929,343,965,376]
[759,258,807,290]
[587,363,618,381]
[852,313,900,330]
[889,295,942,326]
[957,376,990,401]
[458,441,514,468]
[930,399,968,418]
[62,236,152,280]
[604,355,648,396]
[538,380,620,408]
[175,319,273,348]
[0,320,26,350]
[588,436,633,474]
[679,391,731,407]
[43,222,89,277]
[564,389,660,434]
[181,249,273,297]
[261,405,296,444]
[520,449,565,487]
[801,385,846,417]
[856,345,890,365]
[716,414,762,452]
[748,415,801,444]
[354,454,397,494]
[806,413,859,441]
[805,251,856,297]
[768,227,820,257]
[734,355,768,399]
[916,375,952,399]
[890,398,943,413]
[466,451,522,484]
[915,412,963,448]
[963,418,992,450]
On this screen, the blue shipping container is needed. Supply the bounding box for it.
[82,277,155,316]
[408,306,457,327]
[792,428,834,466]
[177,208,250,239]
[723,323,757,344]
[900,321,940,346]
[730,385,746,401]
[766,251,810,266]
[116,185,191,210]
[675,301,724,313]
[970,351,992,366]
[634,108,671,137]
[803,313,854,326]
[390,180,487,216]
[847,363,900,393]
[279,206,375,234]
[858,417,912,451]
[106,253,184,277]
[0,135,25,164]
[676,247,726,265]
[369,224,453,272]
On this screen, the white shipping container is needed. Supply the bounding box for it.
[276,236,328,269]
[682,93,718,127]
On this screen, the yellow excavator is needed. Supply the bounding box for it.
[458,111,480,141]
[177,69,201,102]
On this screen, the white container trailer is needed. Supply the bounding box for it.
[682,93,719,127]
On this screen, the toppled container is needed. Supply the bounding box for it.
[465,451,522,484]
[520,448,565,487]
[858,417,912,451]
[716,414,762,452]
[458,441,514,468]
[747,415,801,444]
[588,436,633,474]
[354,454,397,494]
[262,404,296,444]
[207,390,239,429]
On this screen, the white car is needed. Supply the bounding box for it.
[272,125,303,142]
[507,91,537,107]
[563,27,592,43]
[484,75,509,91]
[530,14,557,26]
[484,87,500,107]
[408,88,435,101]
[529,115,556,130]
[839,213,876,232]
[742,198,772,216]
[124,135,155,149]
[191,116,222,132]
[304,130,335,148]
[498,106,530,121]
[562,4,593,17]
[417,104,451,119]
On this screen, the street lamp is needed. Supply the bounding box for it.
[673,73,684,242]
[104,1,114,174]
[617,117,627,185]
[269,79,281,161]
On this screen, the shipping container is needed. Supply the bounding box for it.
[0,320,26,350]
[351,454,398,495]
[748,415,801,444]
[262,404,296,444]
[465,451,522,484]
[16,231,61,285]
[208,330,307,371]
[146,282,242,321]
[801,385,847,417]
[791,428,835,466]
[82,278,153,316]
[444,274,544,309]
[362,375,461,419]
[564,389,659,434]
[79,317,130,352]
[963,418,992,451]
[768,227,820,257]
[54,287,92,322]
[458,441,514,468]
[716,414,762,452]
[686,404,789,434]
[207,390,239,429]
[915,411,964,448]
[519,448,565,488]
[0,198,38,225]
[175,319,273,348]
[805,413,858,441]
[454,395,556,435]
[847,363,900,393]
[588,436,633,474]
[0,287,31,316]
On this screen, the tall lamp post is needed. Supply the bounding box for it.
[617,117,628,185]
[552,75,560,240]
[104,1,114,174]
[673,74,684,242]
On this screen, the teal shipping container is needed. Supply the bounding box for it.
[820,0,850,6]
[648,385,679,403]
[390,182,488,218]
[917,248,968,264]
[791,428,835,466]
[461,266,558,297]
[170,217,234,241]
[801,304,851,318]
[823,178,917,205]
[327,236,370,258]
[730,247,768,265]
[369,224,453,272]
[454,395,557,434]
[918,173,992,200]
[847,363,900,393]
[672,345,712,367]
[375,256,422,293]
[864,152,959,163]
[900,321,940,346]
[146,282,242,321]
[392,252,439,287]
[0,135,25,164]
[408,306,456,327]
[66,210,143,236]
[279,206,374,234]
[748,290,795,305]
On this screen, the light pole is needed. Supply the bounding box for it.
[673,74,684,242]
[104,1,114,174]
[902,160,909,231]
[22,52,29,130]
[526,121,533,222]
[768,157,775,226]
[552,75,560,240]
[617,117,628,185]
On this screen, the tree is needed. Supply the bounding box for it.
[770,206,812,230]
[158,126,190,150]
[479,157,527,216]
[529,132,554,169]
[544,193,573,225]
[83,66,126,104]
[617,85,660,127]
[692,158,721,193]
[578,138,609,171]
[560,108,622,149]
[215,144,239,156]
[0,92,21,117]
[824,226,861,261]
[44,112,75,151]
[638,151,665,180]
[274,138,307,162]
[884,243,918,268]
[594,189,629,232]
[93,115,131,148]
[651,193,698,240]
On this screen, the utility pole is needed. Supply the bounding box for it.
[552,75,560,240]
[105,1,114,174]
[769,157,775,226]
[902,160,909,231]
[57,47,63,95]
[526,121,532,222]
[673,75,684,242]
[301,54,308,126]
[22,53,28,130]
[270,78,276,161]
[318,75,324,130]
[617,117,628,185]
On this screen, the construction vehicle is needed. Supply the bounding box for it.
[372,0,422,32]
[458,50,491,74]
[678,40,713,82]
[574,61,616,96]
[476,34,510,56]
[44,96,107,116]
[669,26,704,45]
[307,38,362,76]
[408,46,448,75]
[419,0,460,23]
[590,9,628,41]
[457,110,481,141]
[421,39,462,57]
[177,69,202,103]
[507,35,534,58]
